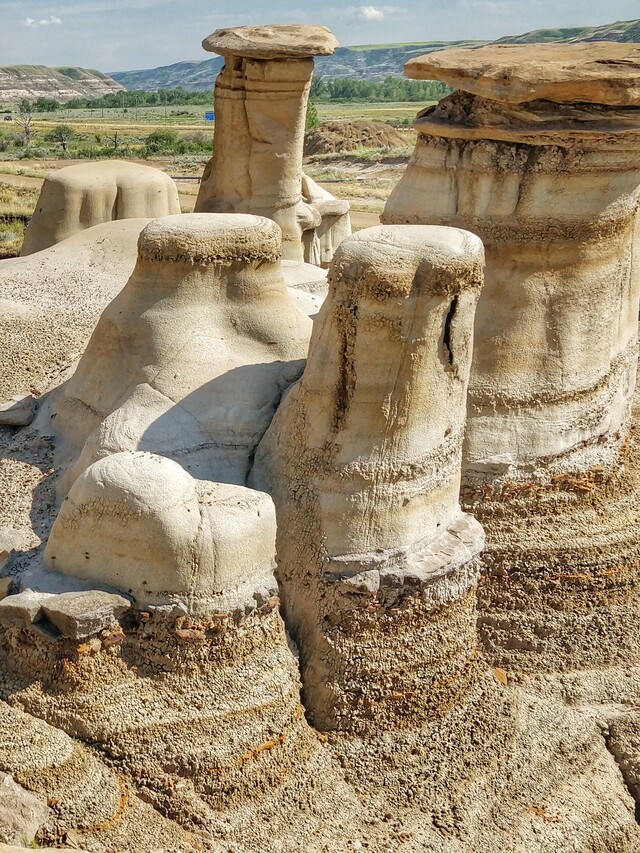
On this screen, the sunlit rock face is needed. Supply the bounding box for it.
[195,24,351,265]
[252,224,486,732]
[383,43,640,675]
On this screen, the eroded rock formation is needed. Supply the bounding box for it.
[0,218,151,418]
[20,161,180,256]
[195,25,351,264]
[52,213,312,490]
[383,43,640,674]
[0,210,639,850]
[252,224,485,730]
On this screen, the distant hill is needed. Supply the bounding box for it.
[493,18,640,44]
[0,65,124,103]
[110,17,639,92]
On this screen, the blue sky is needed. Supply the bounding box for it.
[0,0,638,72]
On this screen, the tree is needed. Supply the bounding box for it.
[45,124,75,154]
[34,97,60,113]
[305,100,320,130]
[144,129,182,155]
[13,99,33,147]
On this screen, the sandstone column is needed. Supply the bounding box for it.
[252,224,485,731]
[195,25,351,263]
[383,44,640,671]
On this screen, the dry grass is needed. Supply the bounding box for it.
[0,181,39,216]
[0,221,25,257]
[0,181,38,257]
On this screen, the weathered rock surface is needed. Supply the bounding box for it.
[0,590,54,629]
[0,702,200,850]
[0,218,149,409]
[202,24,339,59]
[40,590,131,639]
[383,42,640,678]
[0,396,36,428]
[0,772,49,846]
[45,451,278,614]
[405,42,640,105]
[1,208,640,851]
[252,224,485,730]
[52,213,311,491]
[196,25,350,264]
[21,161,180,256]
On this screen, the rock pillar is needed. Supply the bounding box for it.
[382,44,640,672]
[195,25,351,263]
[252,224,485,731]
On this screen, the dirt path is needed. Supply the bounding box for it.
[0,173,46,190]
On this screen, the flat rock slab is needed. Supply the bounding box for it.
[0,589,55,629]
[41,590,131,639]
[405,43,640,105]
[203,24,339,59]
[0,395,36,427]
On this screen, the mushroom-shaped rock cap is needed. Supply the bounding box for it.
[202,24,339,59]
[331,225,484,297]
[405,43,640,106]
[138,213,282,263]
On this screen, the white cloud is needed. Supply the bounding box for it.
[22,14,62,27]
[358,5,385,19]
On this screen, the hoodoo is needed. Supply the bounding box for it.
[383,43,640,674]
[252,224,486,730]
[195,25,351,264]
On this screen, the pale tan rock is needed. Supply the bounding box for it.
[252,224,485,730]
[0,590,54,629]
[0,847,78,852]
[383,47,640,678]
[40,590,131,639]
[196,25,350,264]
[0,396,36,427]
[0,580,10,600]
[384,104,640,483]
[0,773,48,846]
[20,160,180,255]
[52,213,311,489]
[0,703,200,850]
[45,451,278,614]
[203,24,339,59]
[0,218,149,408]
[405,42,640,105]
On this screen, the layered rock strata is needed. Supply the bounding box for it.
[2,215,640,850]
[20,161,180,256]
[382,44,640,672]
[252,224,485,731]
[0,211,358,850]
[195,25,351,264]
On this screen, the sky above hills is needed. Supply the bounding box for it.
[0,0,638,71]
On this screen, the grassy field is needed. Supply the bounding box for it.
[0,100,419,254]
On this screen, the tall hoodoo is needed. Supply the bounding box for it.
[252,224,485,731]
[382,44,640,672]
[195,25,351,264]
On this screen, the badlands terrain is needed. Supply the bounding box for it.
[0,20,640,853]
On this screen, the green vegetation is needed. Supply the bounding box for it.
[311,76,450,103]
[65,87,211,110]
[305,101,320,131]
